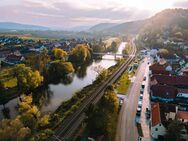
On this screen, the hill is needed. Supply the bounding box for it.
[106,20,146,34]
[140,9,188,37]
[89,23,117,32]
[89,20,146,34]
[0,22,49,30]
[89,8,188,36]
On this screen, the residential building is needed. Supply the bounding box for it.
[151,103,166,140]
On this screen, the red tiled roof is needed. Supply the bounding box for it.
[151,85,178,99]
[183,70,188,75]
[177,111,188,120]
[152,70,170,75]
[151,74,188,86]
[149,63,168,72]
[177,76,188,85]
[151,103,161,126]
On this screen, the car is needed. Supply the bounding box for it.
[146,112,150,119]
[138,136,142,141]
[139,95,143,100]
[141,83,145,89]
[136,111,141,116]
[120,99,123,105]
[140,88,144,94]
[137,107,141,112]
[138,101,142,108]
[143,76,146,81]
[136,107,141,116]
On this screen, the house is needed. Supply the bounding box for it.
[150,74,188,88]
[2,53,25,66]
[183,70,188,75]
[159,103,177,121]
[150,85,177,102]
[163,54,180,65]
[149,62,171,75]
[177,111,188,123]
[151,103,166,140]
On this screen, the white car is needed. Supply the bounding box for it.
[138,136,142,141]
[138,101,142,108]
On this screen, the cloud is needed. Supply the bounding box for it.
[0,0,187,28]
[173,1,188,8]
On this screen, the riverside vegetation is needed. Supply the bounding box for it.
[0,39,123,141]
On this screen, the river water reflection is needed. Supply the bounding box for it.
[0,42,126,119]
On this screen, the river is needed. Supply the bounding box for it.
[0,42,127,120]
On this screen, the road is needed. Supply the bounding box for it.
[116,57,149,141]
[50,41,137,141]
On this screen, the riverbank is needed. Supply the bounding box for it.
[49,59,125,129]
[0,42,127,120]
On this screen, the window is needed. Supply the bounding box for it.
[155,128,158,131]
[159,124,161,126]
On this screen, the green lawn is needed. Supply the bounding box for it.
[116,72,131,94]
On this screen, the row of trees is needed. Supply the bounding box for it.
[85,86,119,141]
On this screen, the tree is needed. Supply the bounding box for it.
[39,48,50,74]
[33,129,53,141]
[0,118,31,141]
[48,61,74,79]
[159,48,169,58]
[14,64,43,92]
[85,86,119,140]
[92,43,105,53]
[110,41,118,53]
[24,49,50,74]
[165,120,182,141]
[47,60,74,82]
[20,113,37,130]
[69,44,92,64]
[51,48,67,61]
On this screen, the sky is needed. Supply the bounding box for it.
[0,0,188,28]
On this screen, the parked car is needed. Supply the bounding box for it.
[138,136,142,141]
[143,76,146,81]
[138,101,142,108]
[140,88,144,94]
[145,108,151,119]
[136,107,141,116]
[139,95,143,100]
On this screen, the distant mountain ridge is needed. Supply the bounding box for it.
[141,8,188,32]
[0,8,188,35]
[89,23,118,32]
[89,8,188,35]
[0,22,49,30]
[89,20,147,34]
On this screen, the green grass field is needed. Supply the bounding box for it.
[116,72,131,94]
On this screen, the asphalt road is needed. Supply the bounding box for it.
[116,57,149,141]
